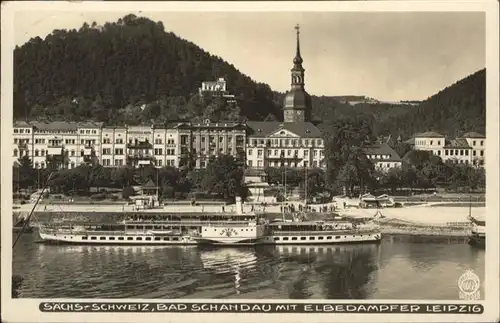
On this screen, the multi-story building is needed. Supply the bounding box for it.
[364,143,402,171]
[198,77,236,103]
[246,122,324,169]
[13,121,102,169]
[407,131,485,167]
[101,126,128,167]
[12,120,246,170]
[188,120,246,168]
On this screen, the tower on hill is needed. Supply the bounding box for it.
[283,24,312,123]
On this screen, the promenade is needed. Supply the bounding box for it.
[14,199,484,227]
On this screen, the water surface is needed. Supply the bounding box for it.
[12,233,485,299]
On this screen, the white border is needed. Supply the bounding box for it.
[1,1,499,323]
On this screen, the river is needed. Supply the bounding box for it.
[12,233,484,299]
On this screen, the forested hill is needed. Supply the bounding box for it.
[13,14,283,124]
[13,14,485,137]
[377,68,486,139]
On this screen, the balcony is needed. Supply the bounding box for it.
[17,142,28,149]
[127,153,153,160]
[267,154,302,160]
[127,141,153,149]
[127,154,155,168]
[47,146,63,155]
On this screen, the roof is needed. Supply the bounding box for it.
[13,121,31,128]
[363,143,402,162]
[246,121,321,138]
[461,132,485,139]
[404,137,415,145]
[141,179,158,189]
[244,168,266,177]
[414,131,445,138]
[31,121,103,131]
[444,138,471,149]
[32,121,79,131]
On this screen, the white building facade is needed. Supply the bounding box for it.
[245,122,325,169]
[408,132,486,166]
[409,131,485,167]
[12,121,246,170]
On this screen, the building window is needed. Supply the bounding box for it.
[115,148,123,155]
[154,148,163,155]
[480,140,484,146]
[460,150,464,156]
[465,150,469,156]
[473,150,476,156]
[248,149,253,156]
[480,150,484,156]
[473,140,476,146]
[438,150,441,156]
[257,150,263,157]
[13,149,18,157]
[248,160,253,167]
[438,140,441,145]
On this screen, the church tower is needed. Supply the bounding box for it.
[283,24,312,123]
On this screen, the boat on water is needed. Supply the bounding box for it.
[38,212,265,246]
[261,219,381,244]
[468,214,485,247]
[37,211,382,246]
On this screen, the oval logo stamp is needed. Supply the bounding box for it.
[458,270,481,300]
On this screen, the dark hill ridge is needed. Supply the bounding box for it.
[13,14,282,123]
[377,68,486,139]
[14,15,485,139]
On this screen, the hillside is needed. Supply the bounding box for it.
[13,14,282,124]
[377,69,486,139]
[13,14,485,137]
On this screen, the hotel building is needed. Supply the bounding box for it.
[13,121,102,169]
[407,131,485,166]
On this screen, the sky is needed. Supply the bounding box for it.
[13,10,486,101]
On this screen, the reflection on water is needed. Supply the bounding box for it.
[13,234,484,299]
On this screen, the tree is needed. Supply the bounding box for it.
[122,186,136,199]
[14,155,35,190]
[378,167,403,195]
[200,155,244,199]
[335,147,375,196]
[111,166,135,188]
[13,15,281,123]
[322,113,376,192]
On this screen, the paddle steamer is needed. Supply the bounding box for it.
[38,212,381,246]
[38,212,267,246]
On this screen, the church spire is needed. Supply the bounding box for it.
[293,24,303,66]
[283,23,311,123]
